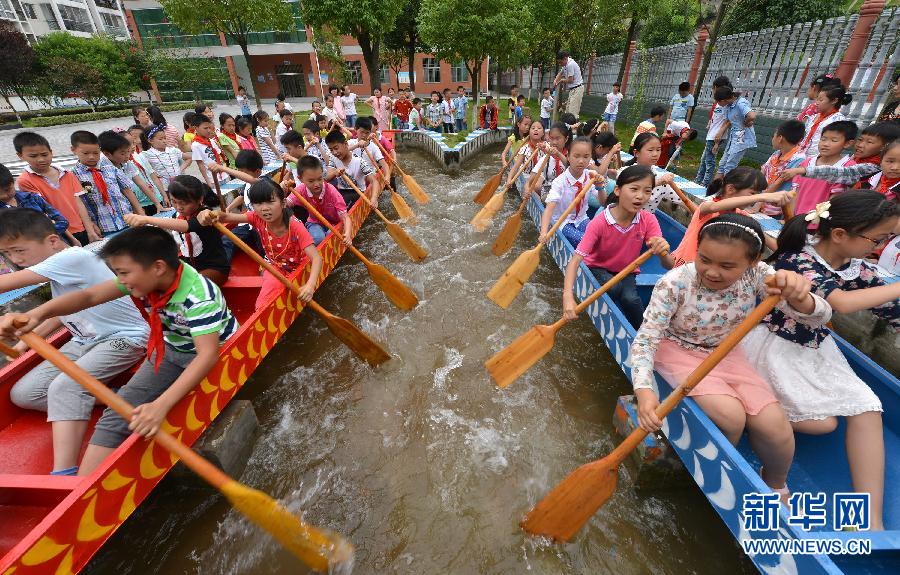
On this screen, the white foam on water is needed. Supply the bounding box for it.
[433,347,463,390]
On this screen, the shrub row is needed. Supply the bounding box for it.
[26,102,196,128]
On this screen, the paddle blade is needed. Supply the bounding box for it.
[222,479,354,572]
[474,173,501,204]
[485,323,558,388]
[315,306,391,366]
[367,261,419,310]
[385,221,428,262]
[520,459,619,541]
[390,190,416,222]
[491,211,523,256]
[486,246,541,308]
[471,191,506,232]
[402,173,430,204]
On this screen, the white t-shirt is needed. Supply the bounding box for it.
[666,120,691,137]
[546,169,594,226]
[440,101,453,123]
[877,236,900,277]
[707,103,728,142]
[540,97,553,119]
[605,92,624,115]
[349,139,384,164]
[408,108,421,129]
[29,247,149,344]
[274,121,292,153]
[191,139,227,182]
[341,93,358,116]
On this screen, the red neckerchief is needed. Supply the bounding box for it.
[855,154,881,166]
[879,176,899,197]
[192,135,224,164]
[572,179,586,218]
[88,167,112,206]
[220,131,239,147]
[802,110,838,149]
[176,213,197,267]
[765,146,801,184]
[131,263,184,372]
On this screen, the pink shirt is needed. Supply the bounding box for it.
[575,207,662,272]
[246,212,314,274]
[792,155,854,215]
[288,181,347,226]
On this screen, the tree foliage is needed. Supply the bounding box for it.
[0,24,36,121]
[721,0,842,35]
[309,25,348,90]
[383,0,421,90]
[641,0,701,48]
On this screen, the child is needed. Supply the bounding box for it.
[603,83,623,133]
[14,131,97,245]
[132,106,151,129]
[351,117,390,176]
[479,96,498,130]
[125,175,230,286]
[507,85,519,125]
[714,86,757,179]
[70,130,143,236]
[743,191,899,530]
[425,91,443,133]
[789,121,858,215]
[182,112,197,147]
[564,165,674,327]
[505,121,545,191]
[199,179,322,307]
[299,120,337,174]
[190,115,228,188]
[441,89,455,134]
[409,98,424,131]
[0,164,73,243]
[514,95,526,123]
[621,133,679,213]
[866,140,900,200]
[129,127,170,212]
[309,100,324,121]
[387,87,397,127]
[215,149,266,215]
[758,119,807,217]
[696,76,733,187]
[254,110,279,165]
[589,131,620,213]
[671,167,786,267]
[291,156,352,246]
[235,117,259,152]
[631,105,666,147]
[797,73,840,122]
[142,125,191,192]
[236,86,252,121]
[99,130,165,217]
[657,120,698,170]
[800,82,851,158]
[147,106,185,152]
[366,87,391,132]
[668,81,694,123]
[217,113,241,166]
[526,122,572,197]
[279,130,307,183]
[0,209,148,475]
[394,89,413,130]
[500,114,533,165]
[323,95,340,125]
[276,93,292,112]
[539,88,554,130]
[453,86,469,132]
[539,137,601,247]
[340,86,358,128]
[632,213,828,500]
[1,226,238,475]
[274,109,295,154]
[324,130,380,207]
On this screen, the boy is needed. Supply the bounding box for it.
[394,89,413,130]
[276,92,292,112]
[0,163,74,243]
[299,120,337,172]
[409,98,424,131]
[99,130,165,216]
[658,121,699,171]
[426,91,443,132]
[758,119,807,216]
[14,131,98,245]
[0,209,148,475]
[514,95,526,123]
[210,150,265,255]
[539,88,554,130]
[0,226,237,476]
[441,89,455,133]
[631,106,667,147]
[668,81,694,123]
[603,83,624,133]
[350,117,390,177]
[479,96,498,130]
[453,87,469,133]
[274,109,295,154]
[714,86,756,179]
[325,130,381,207]
[696,76,733,187]
[291,156,352,246]
[70,130,143,236]
[782,121,863,213]
[190,115,228,189]
[507,85,519,125]
[308,100,323,121]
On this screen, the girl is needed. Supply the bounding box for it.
[563,165,674,328]
[254,110,279,165]
[500,114,533,166]
[866,139,899,200]
[621,133,680,213]
[800,83,852,158]
[633,213,829,500]
[797,73,840,122]
[366,87,391,131]
[199,179,323,307]
[148,105,184,151]
[132,106,151,128]
[671,167,787,267]
[182,111,196,146]
[123,175,230,285]
[217,113,241,166]
[505,121,545,192]
[125,125,167,213]
[742,191,899,530]
[340,86,358,128]
[235,118,259,152]
[142,125,191,192]
[525,121,571,197]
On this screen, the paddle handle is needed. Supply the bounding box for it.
[364,148,393,190]
[340,174,389,223]
[212,174,226,211]
[542,176,598,242]
[669,181,698,213]
[288,188,367,264]
[373,138,401,173]
[526,153,551,194]
[504,151,534,189]
[572,252,655,316]
[213,222,301,299]
[16,329,232,489]
[782,203,795,221]
[608,294,780,466]
[0,340,20,358]
[278,160,287,181]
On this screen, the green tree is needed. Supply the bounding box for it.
[641,0,701,48]
[301,0,405,91]
[384,0,421,91]
[614,0,660,82]
[419,0,528,128]
[721,0,841,35]
[0,24,36,122]
[159,0,294,110]
[309,25,348,92]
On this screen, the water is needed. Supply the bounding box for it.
[85,149,755,575]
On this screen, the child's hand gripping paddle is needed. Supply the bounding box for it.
[491,154,550,256]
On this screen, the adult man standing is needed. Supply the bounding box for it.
[554,51,584,116]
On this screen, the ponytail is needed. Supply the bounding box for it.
[821,83,853,108]
[706,166,766,197]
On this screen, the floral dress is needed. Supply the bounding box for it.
[741,245,895,421]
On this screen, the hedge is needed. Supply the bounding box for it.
[26,102,196,128]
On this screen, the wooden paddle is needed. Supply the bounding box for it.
[372,138,430,204]
[486,252,654,388]
[340,174,427,263]
[364,148,416,222]
[486,176,597,309]
[213,222,391,366]
[782,203,795,221]
[0,340,19,359]
[212,174,226,211]
[14,328,354,572]
[491,154,550,256]
[520,293,781,541]
[474,159,510,205]
[470,154,535,232]
[668,180,698,213]
[275,160,288,184]
[288,189,418,311]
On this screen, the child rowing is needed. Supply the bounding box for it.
[621,133,681,213]
[563,165,673,328]
[289,156,353,246]
[742,192,900,529]
[525,122,571,198]
[632,213,831,502]
[324,130,381,207]
[0,226,238,475]
[198,178,322,308]
[0,209,149,475]
[538,137,604,247]
[788,121,858,215]
[504,121,545,193]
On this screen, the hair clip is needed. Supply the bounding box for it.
[804,201,831,225]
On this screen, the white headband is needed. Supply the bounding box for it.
[702,221,763,248]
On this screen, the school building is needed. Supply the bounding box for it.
[0,0,129,42]
[121,0,488,103]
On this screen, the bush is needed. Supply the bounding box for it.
[25,102,194,127]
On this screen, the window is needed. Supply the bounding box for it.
[451,61,468,83]
[93,0,119,8]
[422,58,440,84]
[22,3,36,18]
[345,61,362,85]
[57,4,93,32]
[39,3,59,29]
[379,64,390,87]
[99,9,125,34]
